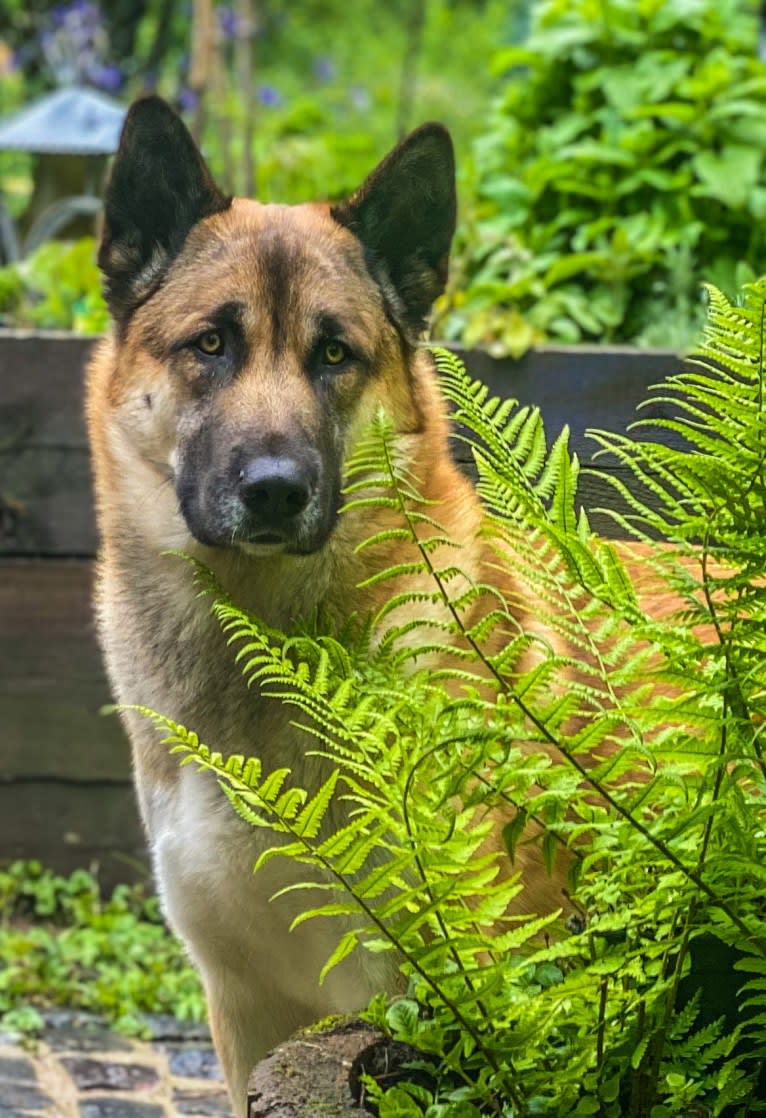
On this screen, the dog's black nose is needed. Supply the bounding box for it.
[238,456,313,526]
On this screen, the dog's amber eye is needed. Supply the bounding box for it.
[321,340,348,366]
[196,330,224,356]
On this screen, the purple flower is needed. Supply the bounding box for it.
[38,0,110,86]
[177,87,199,113]
[86,61,123,92]
[217,6,239,38]
[64,1,102,32]
[314,55,335,83]
[257,84,283,108]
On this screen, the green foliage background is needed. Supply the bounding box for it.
[4,0,766,349]
[436,0,766,354]
[0,0,513,329]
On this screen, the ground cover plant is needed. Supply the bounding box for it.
[0,860,205,1036]
[141,278,766,1115]
[436,0,766,356]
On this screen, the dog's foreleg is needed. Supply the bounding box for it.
[204,968,266,1118]
[203,961,337,1118]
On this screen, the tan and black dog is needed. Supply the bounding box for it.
[87,96,557,1113]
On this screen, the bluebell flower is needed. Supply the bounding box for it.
[87,61,123,92]
[258,84,283,108]
[177,87,199,113]
[218,6,239,38]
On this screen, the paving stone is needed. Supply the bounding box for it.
[61,1056,160,1091]
[0,1083,51,1111]
[172,1090,232,1117]
[0,1055,37,1082]
[44,1011,99,1029]
[141,1015,211,1043]
[166,1046,223,1080]
[79,1101,165,1118]
[44,1012,133,1053]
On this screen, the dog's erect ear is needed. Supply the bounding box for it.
[99,96,231,321]
[331,123,456,337]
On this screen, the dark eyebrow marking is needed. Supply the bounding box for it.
[166,300,248,354]
[316,312,351,340]
[207,299,247,326]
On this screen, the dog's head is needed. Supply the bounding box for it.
[97,97,455,554]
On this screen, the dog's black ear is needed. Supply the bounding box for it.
[99,96,231,321]
[331,123,456,337]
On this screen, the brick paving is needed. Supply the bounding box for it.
[0,1013,233,1118]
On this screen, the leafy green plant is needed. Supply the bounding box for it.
[0,861,205,1036]
[138,278,766,1115]
[436,0,766,356]
[0,237,108,332]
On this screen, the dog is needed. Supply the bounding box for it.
[87,96,565,1114]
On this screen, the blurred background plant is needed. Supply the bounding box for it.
[435,0,766,355]
[0,0,515,328]
[1,0,766,347]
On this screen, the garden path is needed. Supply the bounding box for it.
[0,1012,232,1118]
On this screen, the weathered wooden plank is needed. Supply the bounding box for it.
[455,344,686,461]
[0,557,145,877]
[0,445,96,554]
[0,332,97,556]
[0,559,129,781]
[0,781,148,887]
[0,331,95,446]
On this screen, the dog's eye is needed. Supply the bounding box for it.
[196,330,224,356]
[320,340,348,367]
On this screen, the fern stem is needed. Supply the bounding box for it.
[443,734,583,862]
[696,487,764,772]
[399,739,510,1031]
[596,977,608,1069]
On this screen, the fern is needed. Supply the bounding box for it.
[135,283,766,1115]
